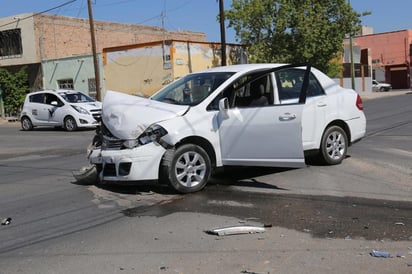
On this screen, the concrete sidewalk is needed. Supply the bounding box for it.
[359,89,411,100]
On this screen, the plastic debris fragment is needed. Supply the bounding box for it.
[205,225,266,236]
[370,250,391,258]
[1,217,11,225]
[72,165,97,185]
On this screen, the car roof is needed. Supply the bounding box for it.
[27,89,83,95]
[194,63,288,74]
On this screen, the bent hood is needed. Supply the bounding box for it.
[102,90,189,139]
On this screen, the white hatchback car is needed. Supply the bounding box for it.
[88,64,366,193]
[20,89,102,131]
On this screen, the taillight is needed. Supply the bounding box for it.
[356,94,364,110]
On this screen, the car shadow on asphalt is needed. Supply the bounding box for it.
[209,166,292,191]
[77,165,293,195]
[80,157,343,195]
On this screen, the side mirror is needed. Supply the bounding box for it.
[51,101,58,106]
[218,97,229,119]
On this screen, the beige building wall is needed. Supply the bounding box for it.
[0,14,38,66]
[104,40,246,97]
[104,42,168,96]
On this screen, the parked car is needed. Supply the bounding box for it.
[88,64,366,193]
[20,89,102,131]
[372,80,392,92]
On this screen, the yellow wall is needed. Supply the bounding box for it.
[104,40,245,97]
[104,45,172,96]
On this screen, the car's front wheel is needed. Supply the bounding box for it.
[160,144,212,193]
[319,125,348,165]
[21,116,33,131]
[64,116,77,131]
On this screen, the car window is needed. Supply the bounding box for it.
[151,72,234,106]
[29,93,45,103]
[207,72,273,110]
[60,92,95,103]
[45,93,63,106]
[275,69,324,102]
[306,74,324,97]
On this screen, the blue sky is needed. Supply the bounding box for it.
[1,0,411,43]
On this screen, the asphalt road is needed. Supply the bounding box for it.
[0,92,411,274]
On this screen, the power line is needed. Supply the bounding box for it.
[0,0,78,28]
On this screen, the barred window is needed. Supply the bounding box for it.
[57,79,74,89]
[88,78,97,99]
[0,29,23,58]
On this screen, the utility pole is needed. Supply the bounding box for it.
[348,0,355,90]
[87,0,101,101]
[219,0,227,66]
[0,84,5,119]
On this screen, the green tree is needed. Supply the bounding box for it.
[0,67,28,116]
[225,0,362,75]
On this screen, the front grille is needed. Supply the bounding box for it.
[119,162,132,176]
[90,109,102,120]
[103,163,116,176]
[101,122,123,150]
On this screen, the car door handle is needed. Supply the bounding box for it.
[279,113,296,121]
[317,102,327,107]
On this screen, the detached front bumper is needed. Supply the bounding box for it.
[89,142,166,182]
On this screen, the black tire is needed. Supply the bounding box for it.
[64,116,77,131]
[21,116,33,131]
[319,125,348,165]
[160,144,211,193]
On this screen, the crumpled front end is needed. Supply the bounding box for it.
[88,123,167,183]
[86,90,189,183]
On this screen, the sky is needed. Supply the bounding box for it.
[1,0,412,43]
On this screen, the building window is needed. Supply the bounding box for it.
[57,79,74,89]
[0,29,23,58]
[88,78,97,99]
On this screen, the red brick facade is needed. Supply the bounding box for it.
[354,30,412,89]
[33,14,206,61]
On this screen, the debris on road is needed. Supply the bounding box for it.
[205,225,266,236]
[370,250,391,258]
[1,217,12,225]
[72,165,97,185]
[241,270,269,274]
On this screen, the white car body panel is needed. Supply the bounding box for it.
[219,105,305,167]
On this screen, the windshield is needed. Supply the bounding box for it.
[151,72,234,106]
[60,92,96,103]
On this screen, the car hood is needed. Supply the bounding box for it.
[101,90,189,139]
[71,101,102,110]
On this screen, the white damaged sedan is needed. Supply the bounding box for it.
[88,64,366,193]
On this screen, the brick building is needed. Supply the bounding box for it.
[353,29,412,89]
[0,13,206,93]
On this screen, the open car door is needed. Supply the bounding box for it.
[218,64,311,168]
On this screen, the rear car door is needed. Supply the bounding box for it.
[218,64,311,168]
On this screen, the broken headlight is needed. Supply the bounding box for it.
[137,124,168,146]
